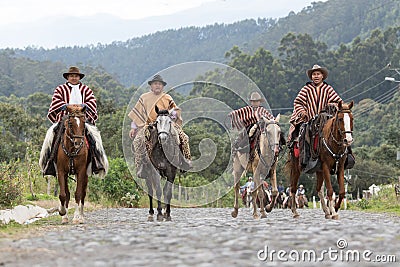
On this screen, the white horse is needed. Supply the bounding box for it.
[231,114,283,219]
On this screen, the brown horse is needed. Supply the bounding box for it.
[57,105,89,224]
[286,101,354,219]
[231,114,283,219]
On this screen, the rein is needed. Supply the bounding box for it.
[61,113,86,175]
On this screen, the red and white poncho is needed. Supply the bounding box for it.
[229,106,274,130]
[47,82,98,124]
[288,82,342,138]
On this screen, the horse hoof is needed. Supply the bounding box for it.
[261,213,267,219]
[157,214,164,221]
[332,214,339,220]
[293,213,300,218]
[325,214,332,219]
[253,214,260,220]
[61,216,69,224]
[231,209,238,218]
[147,215,154,222]
[265,205,273,213]
[72,217,84,224]
[165,216,172,221]
[59,206,67,216]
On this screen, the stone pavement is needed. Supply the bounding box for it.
[0,208,398,266]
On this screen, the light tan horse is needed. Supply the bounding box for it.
[231,114,282,219]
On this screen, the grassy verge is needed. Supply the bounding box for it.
[348,185,400,216]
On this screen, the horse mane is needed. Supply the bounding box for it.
[157,109,169,116]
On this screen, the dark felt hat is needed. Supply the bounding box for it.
[148,74,167,86]
[63,66,85,80]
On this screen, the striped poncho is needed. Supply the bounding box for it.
[229,106,274,130]
[47,83,98,124]
[288,82,342,138]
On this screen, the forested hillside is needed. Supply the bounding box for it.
[0,0,399,207]
[7,0,400,87]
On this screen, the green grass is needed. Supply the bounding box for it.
[349,185,400,216]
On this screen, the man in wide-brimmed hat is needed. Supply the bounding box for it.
[287,64,342,144]
[228,91,275,152]
[128,74,192,178]
[39,66,108,177]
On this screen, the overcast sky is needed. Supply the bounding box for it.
[0,0,327,48]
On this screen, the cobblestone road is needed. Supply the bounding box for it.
[0,208,398,267]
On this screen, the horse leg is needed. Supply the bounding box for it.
[252,169,263,219]
[57,170,69,224]
[154,175,163,222]
[316,172,330,218]
[73,171,88,224]
[163,178,174,221]
[145,178,154,221]
[334,167,345,214]
[322,164,337,219]
[266,163,278,212]
[289,155,300,218]
[231,162,244,218]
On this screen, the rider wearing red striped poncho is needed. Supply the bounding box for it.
[39,66,108,178]
[287,64,342,145]
[229,92,274,151]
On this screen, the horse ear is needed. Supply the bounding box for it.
[275,114,280,122]
[338,101,343,110]
[155,105,159,114]
[348,100,354,109]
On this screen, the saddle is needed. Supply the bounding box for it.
[233,124,260,157]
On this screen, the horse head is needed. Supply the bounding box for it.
[334,101,354,147]
[260,114,281,156]
[154,105,172,144]
[65,104,86,149]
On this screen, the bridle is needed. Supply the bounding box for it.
[322,107,353,173]
[330,108,353,146]
[258,118,282,169]
[61,112,86,174]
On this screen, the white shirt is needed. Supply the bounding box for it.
[68,83,82,104]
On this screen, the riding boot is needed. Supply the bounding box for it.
[344,146,355,169]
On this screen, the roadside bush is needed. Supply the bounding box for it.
[0,161,23,209]
[88,157,141,207]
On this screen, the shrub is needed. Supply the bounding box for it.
[88,157,141,207]
[0,161,23,209]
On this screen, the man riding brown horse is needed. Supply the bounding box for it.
[39,66,108,178]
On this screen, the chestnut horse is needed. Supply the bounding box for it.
[231,114,283,219]
[286,101,354,219]
[57,105,89,224]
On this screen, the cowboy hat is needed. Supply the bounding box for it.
[148,74,167,86]
[248,92,265,102]
[306,64,328,80]
[63,66,85,80]
[299,184,304,188]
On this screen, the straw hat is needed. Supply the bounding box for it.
[248,92,265,102]
[306,64,328,80]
